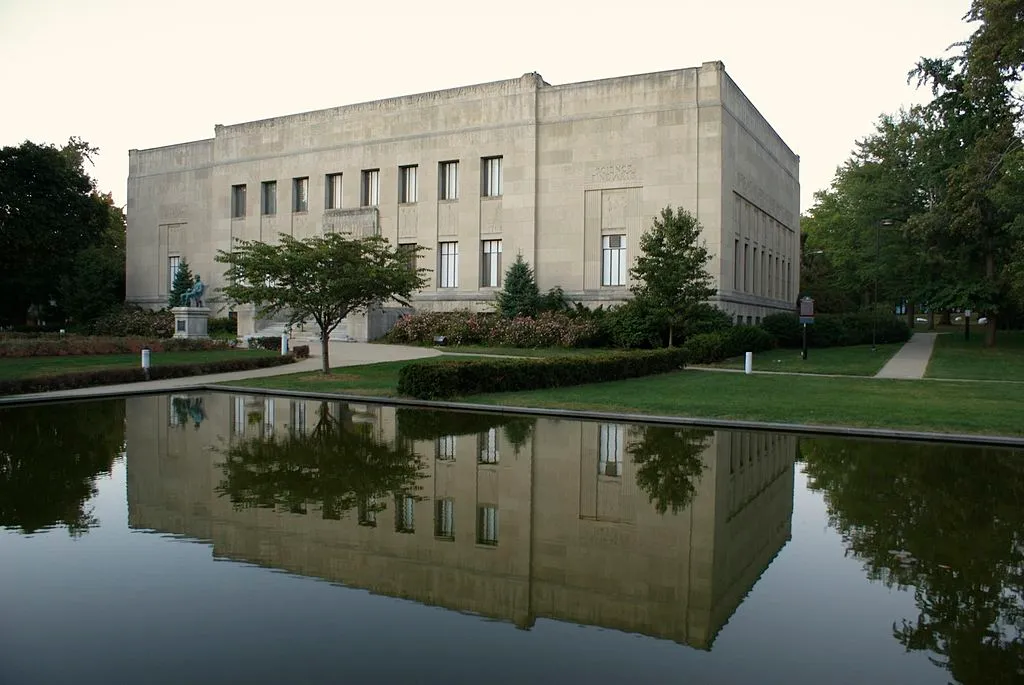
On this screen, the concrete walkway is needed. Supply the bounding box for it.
[0,342,441,405]
[874,332,938,379]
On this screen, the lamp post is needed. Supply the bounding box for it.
[872,219,895,352]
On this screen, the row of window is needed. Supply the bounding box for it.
[360,494,498,545]
[229,157,504,218]
[733,238,792,300]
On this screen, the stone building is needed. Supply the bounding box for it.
[127,61,799,340]
[126,393,796,648]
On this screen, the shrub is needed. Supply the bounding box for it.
[87,305,175,338]
[759,312,911,348]
[486,311,603,348]
[604,299,665,349]
[720,325,776,358]
[247,336,284,351]
[759,313,802,347]
[0,336,227,358]
[681,303,736,338]
[292,344,310,359]
[681,332,726,365]
[386,310,497,346]
[208,317,238,336]
[0,353,302,396]
[397,348,688,400]
[495,255,541,318]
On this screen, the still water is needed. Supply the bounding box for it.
[0,393,1021,685]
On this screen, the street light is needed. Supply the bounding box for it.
[872,219,896,351]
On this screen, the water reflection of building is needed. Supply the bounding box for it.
[126,393,795,649]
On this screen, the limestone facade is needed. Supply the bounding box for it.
[127,62,800,340]
[126,393,796,648]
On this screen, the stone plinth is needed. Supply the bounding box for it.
[171,307,210,339]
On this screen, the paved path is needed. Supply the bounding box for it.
[874,332,938,379]
[0,342,441,405]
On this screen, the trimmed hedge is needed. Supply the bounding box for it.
[87,306,175,338]
[397,348,687,400]
[0,353,305,396]
[0,336,232,358]
[680,325,776,365]
[760,312,911,348]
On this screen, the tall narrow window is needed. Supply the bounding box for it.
[232,396,245,436]
[482,156,503,197]
[762,250,768,295]
[733,239,740,290]
[478,427,499,464]
[767,253,773,298]
[477,506,498,546]
[395,495,415,533]
[292,177,308,213]
[743,243,750,292]
[231,184,247,218]
[325,173,342,209]
[261,181,277,215]
[439,160,459,200]
[601,234,626,286]
[263,398,275,437]
[439,242,459,288]
[480,239,502,287]
[399,165,418,204]
[752,247,759,295]
[436,435,456,461]
[168,256,180,292]
[398,242,417,273]
[358,495,378,527]
[361,169,380,207]
[434,499,455,540]
[290,400,307,436]
[598,423,624,477]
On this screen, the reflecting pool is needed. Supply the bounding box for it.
[0,393,1021,684]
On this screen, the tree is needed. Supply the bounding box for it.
[0,138,115,326]
[495,254,540,318]
[628,425,711,514]
[168,257,195,307]
[216,232,428,373]
[56,192,126,325]
[630,206,717,347]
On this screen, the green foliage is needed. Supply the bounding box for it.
[395,409,535,454]
[628,426,712,514]
[0,336,228,358]
[0,399,125,536]
[630,206,717,346]
[396,349,688,400]
[386,310,604,348]
[604,297,666,349]
[168,257,195,307]
[679,326,776,365]
[217,232,428,372]
[86,304,174,338]
[0,138,121,327]
[215,401,426,517]
[759,312,911,348]
[207,317,237,336]
[57,194,126,325]
[495,255,540,318]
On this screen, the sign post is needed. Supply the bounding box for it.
[799,297,816,360]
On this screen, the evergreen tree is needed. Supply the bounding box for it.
[630,206,717,347]
[495,254,540,318]
[169,258,194,307]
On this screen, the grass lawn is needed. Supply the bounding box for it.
[225,358,1024,436]
[710,343,902,376]
[0,349,278,381]
[926,330,1024,381]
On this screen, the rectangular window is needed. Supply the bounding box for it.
[399,165,418,204]
[762,251,768,295]
[478,427,499,464]
[598,423,625,477]
[733,239,740,291]
[289,400,307,436]
[325,173,342,209]
[232,396,245,436]
[398,242,417,273]
[361,169,380,207]
[743,243,749,292]
[231,184,246,218]
[477,506,498,546]
[481,156,503,197]
[261,181,277,215]
[767,253,773,298]
[439,242,459,288]
[786,261,791,301]
[436,435,456,461]
[358,495,377,527]
[434,499,455,540]
[480,239,502,288]
[601,234,627,286]
[292,177,308,213]
[168,256,180,292]
[263,397,275,437]
[439,160,459,200]
[752,247,759,295]
[395,495,415,533]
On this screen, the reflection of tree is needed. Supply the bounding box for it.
[628,426,712,514]
[802,438,1024,685]
[0,399,125,536]
[396,408,536,454]
[216,401,426,520]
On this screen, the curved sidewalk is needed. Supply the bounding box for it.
[874,332,938,379]
[0,342,441,405]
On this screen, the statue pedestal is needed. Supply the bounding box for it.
[171,307,210,339]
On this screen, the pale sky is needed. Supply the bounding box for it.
[0,0,972,213]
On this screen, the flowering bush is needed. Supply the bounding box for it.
[87,305,175,338]
[386,310,603,348]
[0,336,229,358]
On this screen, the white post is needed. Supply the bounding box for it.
[281,332,289,356]
[744,351,753,375]
[141,348,151,369]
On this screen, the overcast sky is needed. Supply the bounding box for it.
[1,0,973,213]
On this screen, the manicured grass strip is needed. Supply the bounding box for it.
[925,331,1024,381]
[710,343,902,376]
[0,350,277,381]
[226,359,1024,436]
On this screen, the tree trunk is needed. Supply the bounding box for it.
[927,310,935,331]
[668,324,674,348]
[906,302,916,330]
[985,251,997,348]
[940,310,951,325]
[321,331,331,374]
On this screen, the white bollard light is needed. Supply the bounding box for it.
[744,351,753,375]
[141,348,151,369]
[281,332,289,356]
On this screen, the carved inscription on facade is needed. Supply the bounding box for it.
[591,164,638,183]
[322,208,379,237]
